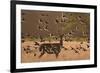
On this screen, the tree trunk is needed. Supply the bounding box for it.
[60,35,63,46]
[40,36,43,42]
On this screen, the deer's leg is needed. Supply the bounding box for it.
[39,50,45,58]
[55,53,59,58]
[52,48,60,58]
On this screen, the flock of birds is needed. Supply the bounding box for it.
[21,12,90,60]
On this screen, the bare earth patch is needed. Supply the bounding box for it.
[21,41,90,63]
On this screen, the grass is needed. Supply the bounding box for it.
[22,36,89,42]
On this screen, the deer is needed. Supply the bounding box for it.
[38,43,61,58]
[34,39,64,58]
[33,33,69,58]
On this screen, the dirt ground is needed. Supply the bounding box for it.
[21,41,90,63]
